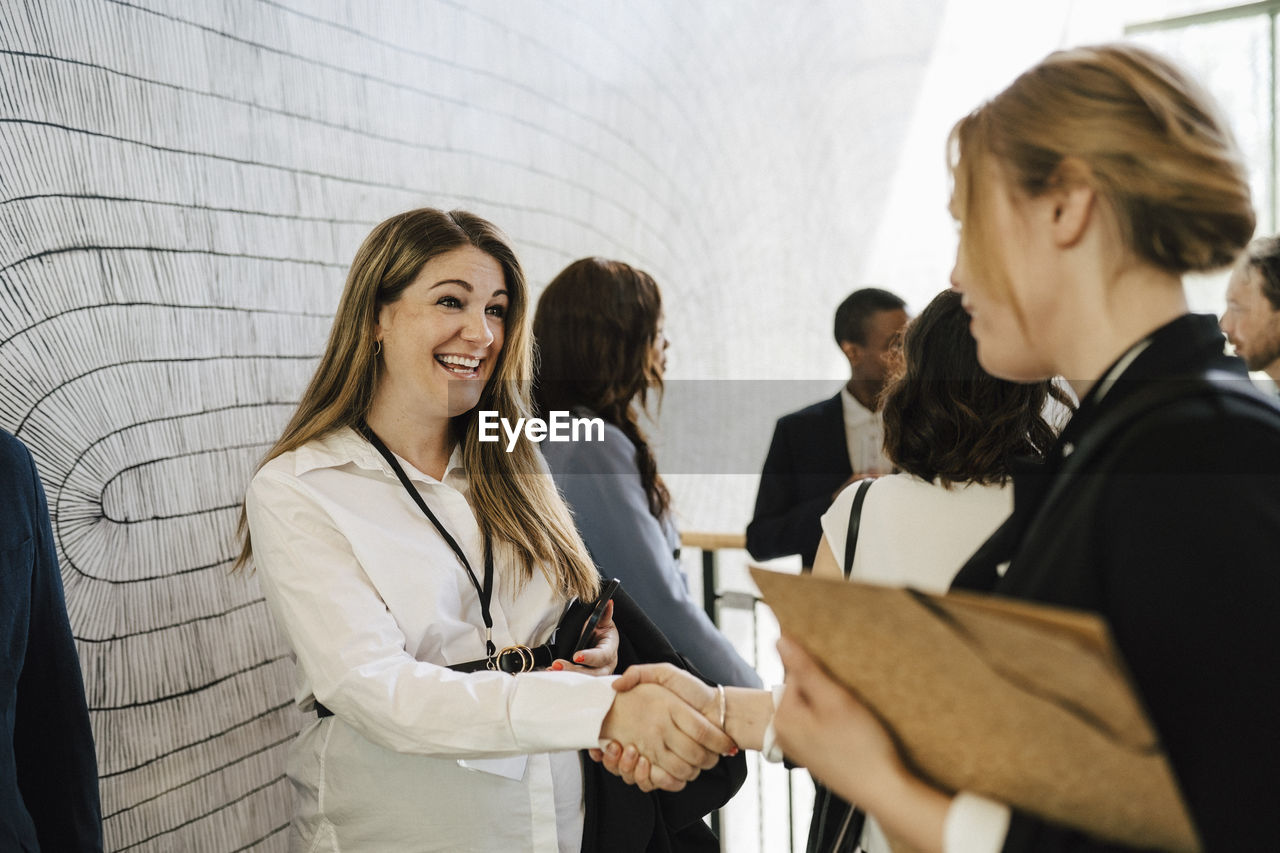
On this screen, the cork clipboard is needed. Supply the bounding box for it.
[751,568,1200,852]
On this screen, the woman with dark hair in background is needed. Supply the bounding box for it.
[813,288,1066,590]
[773,43,1280,851]
[534,257,760,689]
[239,211,734,852]
[805,287,1067,853]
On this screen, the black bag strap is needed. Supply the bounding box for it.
[842,478,875,580]
[806,781,865,853]
[820,478,876,852]
[357,421,497,660]
[829,800,865,853]
[1027,369,1277,535]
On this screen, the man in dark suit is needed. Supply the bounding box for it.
[1,430,102,852]
[1220,234,1280,392]
[747,288,908,569]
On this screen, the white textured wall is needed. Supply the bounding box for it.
[0,1,1161,850]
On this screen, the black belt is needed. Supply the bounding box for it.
[448,642,556,674]
[313,642,557,718]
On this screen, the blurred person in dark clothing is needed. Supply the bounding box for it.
[0,429,102,852]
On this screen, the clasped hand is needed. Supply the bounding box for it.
[593,641,910,806]
[547,606,733,790]
[595,664,737,792]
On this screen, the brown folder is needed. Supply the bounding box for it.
[751,568,1199,852]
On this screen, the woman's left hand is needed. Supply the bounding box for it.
[551,600,618,676]
[773,637,952,852]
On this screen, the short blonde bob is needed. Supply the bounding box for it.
[949,43,1255,296]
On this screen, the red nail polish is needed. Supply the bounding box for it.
[574,654,585,663]
[551,661,563,670]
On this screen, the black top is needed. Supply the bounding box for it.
[0,431,102,852]
[952,315,1280,852]
[747,393,853,566]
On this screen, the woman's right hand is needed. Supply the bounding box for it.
[611,663,719,717]
[593,664,720,792]
[598,683,735,791]
[773,636,951,851]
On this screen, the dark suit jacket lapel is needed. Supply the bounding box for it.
[816,392,852,479]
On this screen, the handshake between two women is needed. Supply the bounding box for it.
[569,598,758,792]
[590,642,920,836]
[594,663,769,792]
[577,599,887,802]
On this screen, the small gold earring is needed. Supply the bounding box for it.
[374,339,382,357]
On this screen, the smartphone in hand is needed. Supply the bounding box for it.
[573,578,621,654]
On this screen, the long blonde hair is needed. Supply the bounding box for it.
[235,208,599,601]
[949,43,1255,296]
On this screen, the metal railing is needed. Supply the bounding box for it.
[680,532,812,853]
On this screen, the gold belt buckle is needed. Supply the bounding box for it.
[491,645,535,674]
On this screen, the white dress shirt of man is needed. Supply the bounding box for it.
[835,290,910,486]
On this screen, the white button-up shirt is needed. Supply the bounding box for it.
[246,426,618,852]
[840,387,892,476]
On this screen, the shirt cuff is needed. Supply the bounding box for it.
[759,684,786,763]
[943,792,1010,853]
[510,672,621,752]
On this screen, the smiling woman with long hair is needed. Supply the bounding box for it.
[237,209,734,852]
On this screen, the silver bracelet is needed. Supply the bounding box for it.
[716,684,727,731]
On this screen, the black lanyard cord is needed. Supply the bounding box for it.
[357,421,496,659]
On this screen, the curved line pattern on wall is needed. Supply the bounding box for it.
[0,0,941,849]
[0,3,682,847]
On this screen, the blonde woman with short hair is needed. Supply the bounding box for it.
[768,44,1280,852]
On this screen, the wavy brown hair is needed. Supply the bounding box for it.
[532,257,671,519]
[236,209,598,602]
[882,290,1068,487]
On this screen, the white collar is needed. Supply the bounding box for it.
[840,385,877,425]
[292,426,466,485]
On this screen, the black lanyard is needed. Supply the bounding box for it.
[358,422,496,659]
